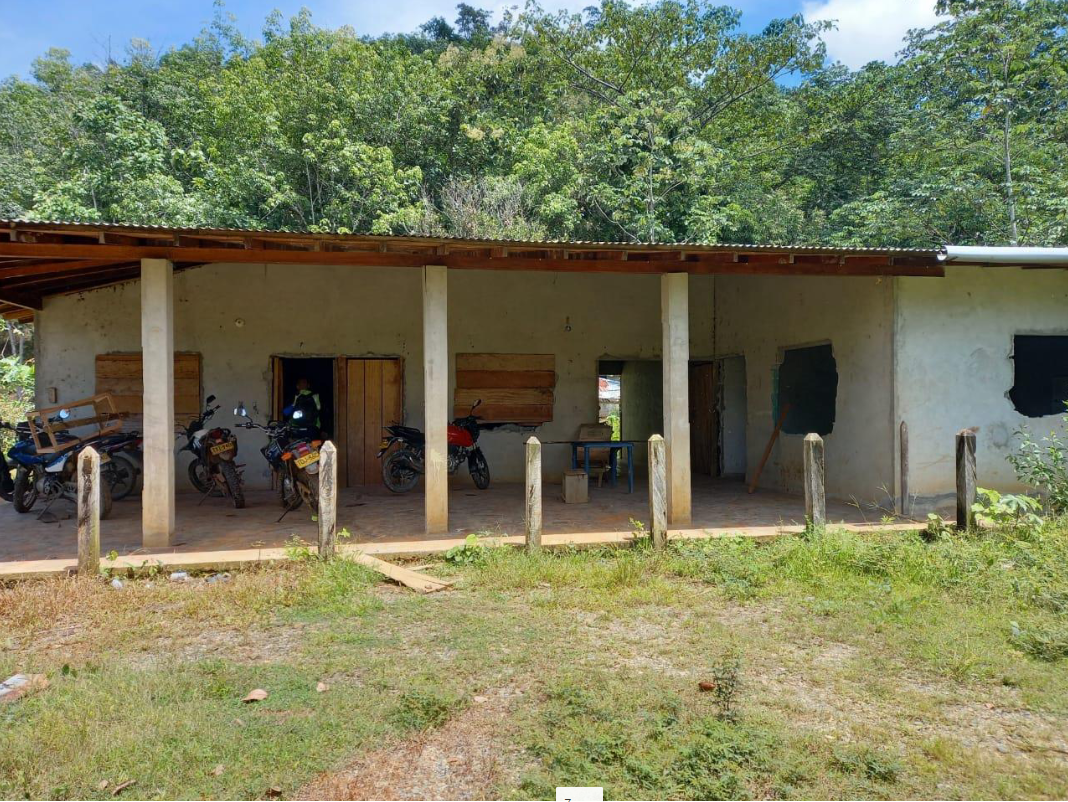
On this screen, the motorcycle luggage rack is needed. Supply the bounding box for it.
[26,393,123,454]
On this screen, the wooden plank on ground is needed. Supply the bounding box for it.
[351,552,451,593]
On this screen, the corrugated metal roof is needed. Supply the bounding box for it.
[0,217,941,256]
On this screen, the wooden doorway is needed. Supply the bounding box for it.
[339,358,403,487]
[689,361,719,476]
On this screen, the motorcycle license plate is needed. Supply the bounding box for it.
[98,452,111,463]
[379,439,390,450]
[294,450,320,469]
[210,441,234,456]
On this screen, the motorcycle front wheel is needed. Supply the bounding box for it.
[278,472,303,511]
[12,468,37,513]
[188,459,213,494]
[218,460,245,509]
[468,450,490,490]
[382,450,420,493]
[104,453,138,501]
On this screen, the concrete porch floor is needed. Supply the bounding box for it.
[0,476,894,567]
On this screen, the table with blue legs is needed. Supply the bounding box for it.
[569,440,635,493]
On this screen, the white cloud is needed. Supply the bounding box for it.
[801,0,939,69]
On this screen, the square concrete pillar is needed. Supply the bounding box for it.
[423,265,449,534]
[141,258,175,547]
[661,272,691,526]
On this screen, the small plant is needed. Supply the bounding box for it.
[445,533,486,566]
[1009,414,1068,513]
[832,744,902,783]
[1010,620,1068,662]
[389,687,463,731]
[284,535,315,562]
[971,488,1043,531]
[706,651,743,722]
[924,513,953,540]
[628,517,652,549]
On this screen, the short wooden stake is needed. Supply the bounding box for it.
[648,434,667,548]
[956,429,977,531]
[525,436,542,548]
[318,441,338,560]
[899,420,909,517]
[77,446,101,574]
[803,433,825,529]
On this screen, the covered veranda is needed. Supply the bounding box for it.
[0,478,903,578]
[0,220,944,570]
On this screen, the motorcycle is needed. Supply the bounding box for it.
[234,403,321,514]
[4,409,114,518]
[1,418,17,503]
[177,395,244,508]
[378,399,490,493]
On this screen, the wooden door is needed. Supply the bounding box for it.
[343,358,403,486]
[689,362,719,476]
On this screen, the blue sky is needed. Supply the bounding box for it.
[0,0,938,81]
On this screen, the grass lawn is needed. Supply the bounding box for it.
[2,524,1067,800]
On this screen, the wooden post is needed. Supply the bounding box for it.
[318,441,338,560]
[803,433,825,529]
[956,429,977,530]
[525,436,542,548]
[899,421,909,517]
[77,446,101,574]
[141,257,175,548]
[648,434,668,549]
[661,273,691,525]
[423,265,449,535]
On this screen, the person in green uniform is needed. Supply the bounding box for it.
[291,377,321,435]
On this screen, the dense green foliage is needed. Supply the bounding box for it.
[2,0,1067,245]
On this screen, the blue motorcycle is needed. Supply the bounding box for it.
[3,409,113,519]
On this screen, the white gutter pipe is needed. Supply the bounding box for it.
[939,245,1068,265]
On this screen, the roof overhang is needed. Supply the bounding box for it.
[0,219,945,320]
[939,245,1068,266]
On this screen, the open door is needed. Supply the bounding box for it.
[689,362,719,476]
[343,358,403,486]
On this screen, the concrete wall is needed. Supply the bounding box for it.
[720,355,747,478]
[36,263,714,489]
[895,266,1068,514]
[713,275,896,504]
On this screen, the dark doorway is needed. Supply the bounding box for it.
[275,357,335,438]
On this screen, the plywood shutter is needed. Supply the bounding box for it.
[95,352,202,427]
[454,353,555,423]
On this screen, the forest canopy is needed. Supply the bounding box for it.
[1,0,1066,247]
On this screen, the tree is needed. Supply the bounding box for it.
[521,0,828,242]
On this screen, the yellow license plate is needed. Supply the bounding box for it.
[210,441,234,455]
[379,439,390,450]
[98,452,111,463]
[294,451,320,469]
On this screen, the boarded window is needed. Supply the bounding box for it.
[95,353,202,427]
[1010,335,1068,418]
[776,344,837,436]
[454,353,555,423]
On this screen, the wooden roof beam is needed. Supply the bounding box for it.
[0,288,43,310]
[0,258,124,280]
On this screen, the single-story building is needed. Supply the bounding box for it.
[2,219,1067,553]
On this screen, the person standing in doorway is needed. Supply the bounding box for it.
[291,377,322,436]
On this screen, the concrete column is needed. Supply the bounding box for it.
[141,258,175,547]
[423,265,449,534]
[661,273,691,525]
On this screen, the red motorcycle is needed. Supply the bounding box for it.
[378,400,490,493]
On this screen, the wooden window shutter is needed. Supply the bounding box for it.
[95,352,202,427]
[454,353,555,424]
